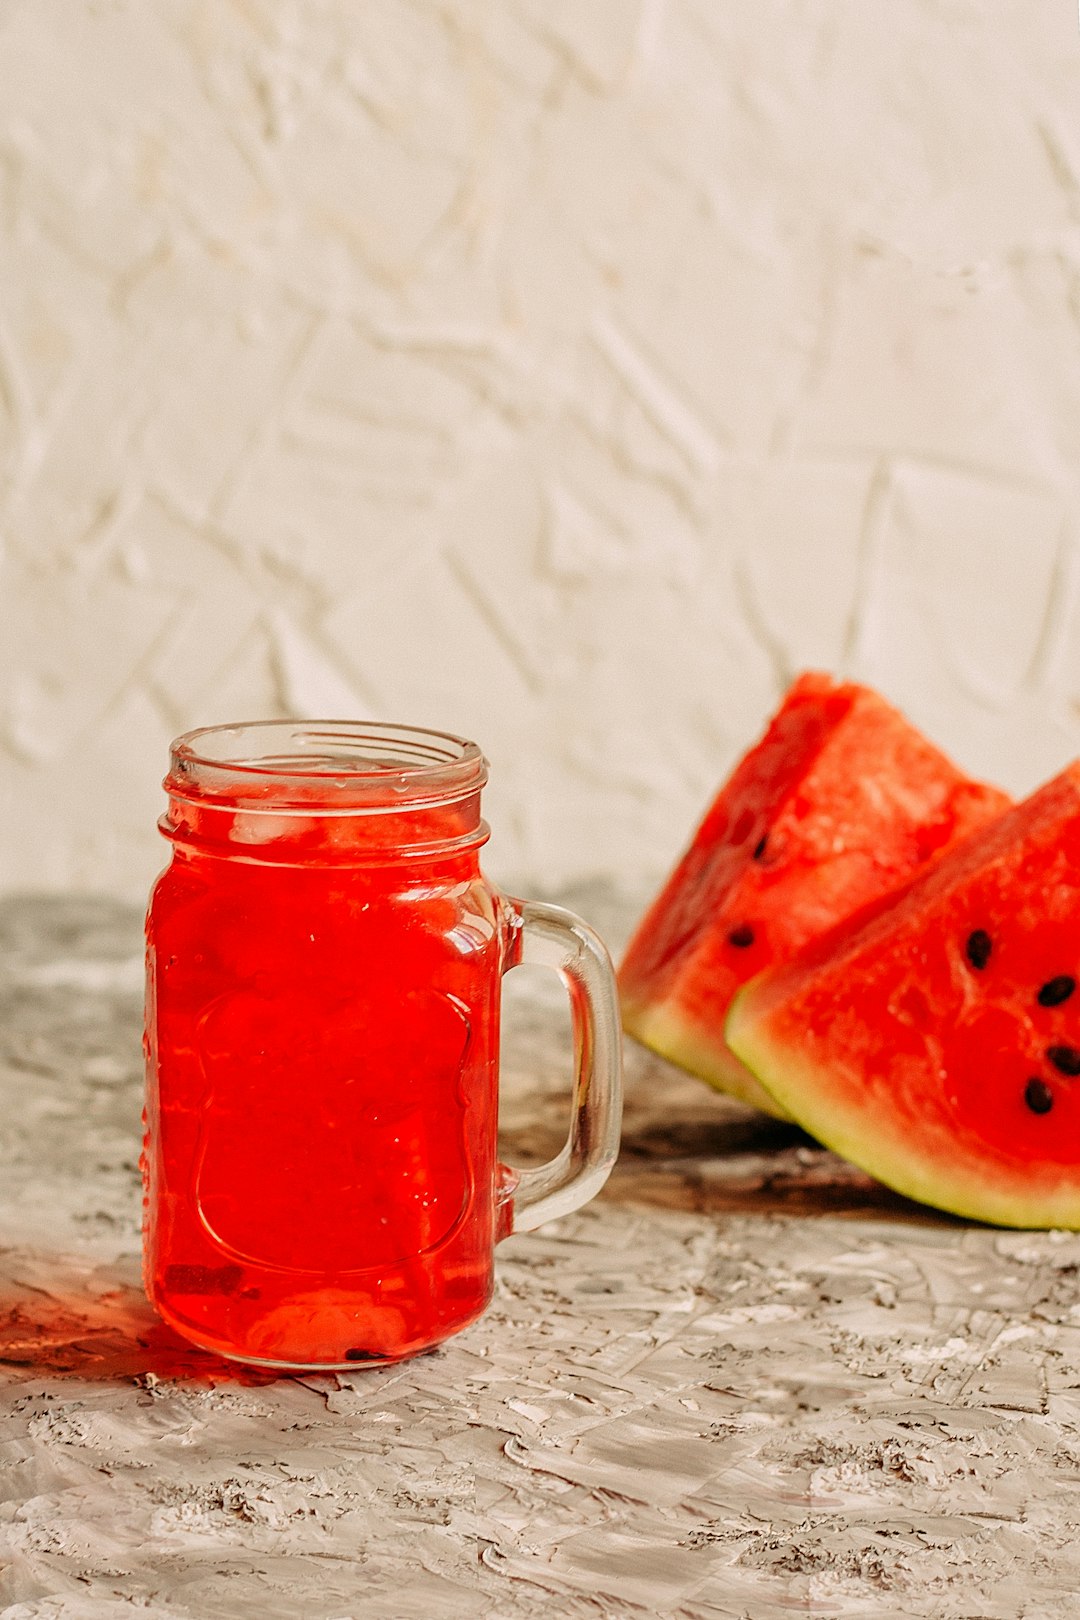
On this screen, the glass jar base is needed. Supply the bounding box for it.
[151,1292,490,1373]
[216,1345,409,1372]
[164,1324,434,1372]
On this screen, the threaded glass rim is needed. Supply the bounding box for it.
[166,720,488,811]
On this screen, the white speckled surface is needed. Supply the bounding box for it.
[3,891,1080,1618]
[3,3,1080,901]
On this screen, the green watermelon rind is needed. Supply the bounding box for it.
[622,996,792,1117]
[726,982,1080,1231]
[618,672,1010,1126]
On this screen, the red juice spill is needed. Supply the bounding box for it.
[144,796,504,1368]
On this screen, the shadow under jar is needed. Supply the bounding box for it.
[142,721,622,1371]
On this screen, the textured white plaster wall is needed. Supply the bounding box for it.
[2,0,1080,900]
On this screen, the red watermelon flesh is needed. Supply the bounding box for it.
[618,673,1011,1114]
[727,764,1080,1228]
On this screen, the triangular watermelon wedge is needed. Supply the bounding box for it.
[619,673,1010,1114]
[727,764,1080,1228]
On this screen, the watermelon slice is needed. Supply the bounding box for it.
[727,764,1080,1228]
[618,673,1010,1114]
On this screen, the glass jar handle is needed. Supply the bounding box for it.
[498,898,623,1235]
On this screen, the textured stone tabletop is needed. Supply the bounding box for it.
[1,891,1079,1619]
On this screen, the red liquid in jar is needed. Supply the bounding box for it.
[144,797,503,1367]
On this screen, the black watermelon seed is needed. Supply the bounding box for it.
[1038,975,1077,1008]
[344,1348,384,1362]
[752,835,768,860]
[1025,1078,1054,1115]
[965,930,993,971]
[727,925,755,949]
[1047,1045,1080,1077]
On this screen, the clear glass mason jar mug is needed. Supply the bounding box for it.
[143,721,623,1370]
